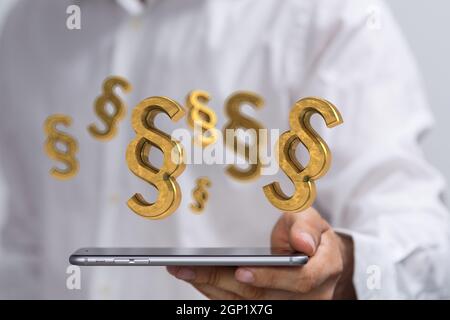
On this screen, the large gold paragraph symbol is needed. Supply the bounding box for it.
[186,90,218,146]
[126,97,186,219]
[263,97,343,213]
[88,76,132,140]
[44,114,79,180]
[223,91,266,181]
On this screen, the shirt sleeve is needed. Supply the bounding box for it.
[286,0,450,299]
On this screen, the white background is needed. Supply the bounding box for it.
[0,0,449,202]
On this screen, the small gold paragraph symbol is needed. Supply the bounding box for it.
[186,90,218,147]
[190,177,211,213]
[223,91,266,181]
[43,114,79,180]
[88,76,132,141]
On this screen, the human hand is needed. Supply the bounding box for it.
[167,207,355,299]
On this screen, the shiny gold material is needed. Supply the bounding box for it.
[126,96,186,219]
[88,76,132,140]
[263,97,343,213]
[190,177,211,213]
[223,91,265,181]
[43,114,79,180]
[186,90,218,146]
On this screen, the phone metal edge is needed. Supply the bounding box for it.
[69,255,308,266]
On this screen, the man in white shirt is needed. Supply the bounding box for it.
[0,0,449,299]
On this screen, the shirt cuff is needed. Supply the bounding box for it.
[334,228,400,299]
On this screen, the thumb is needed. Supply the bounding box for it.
[284,207,329,256]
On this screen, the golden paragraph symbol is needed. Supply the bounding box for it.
[186,90,218,146]
[223,91,266,181]
[126,97,186,219]
[44,114,79,180]
[263,97,343,213]
[190,177,211,213]
[88,76,132,140]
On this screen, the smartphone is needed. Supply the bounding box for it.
[69,247,308,266]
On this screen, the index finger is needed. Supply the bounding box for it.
[274,207,329,255]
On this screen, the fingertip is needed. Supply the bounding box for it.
[291,231,316,256]
[167,266,196,281]
[235,268,255,284]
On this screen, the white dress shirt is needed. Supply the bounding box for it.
[0,0,449,299]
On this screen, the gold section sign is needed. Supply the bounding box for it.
[263,97,343,213]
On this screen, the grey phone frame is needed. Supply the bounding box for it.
[69,248,309,266]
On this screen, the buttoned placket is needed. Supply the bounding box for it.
[88,0,150,299]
